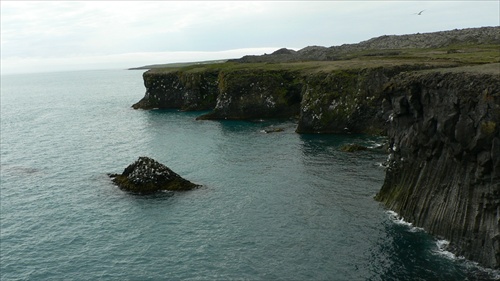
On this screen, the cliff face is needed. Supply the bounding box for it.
[132,70,219,111]
[130,26,500,267]
[375,68,500,269]
[132,62,500,268]
[296,66,422,134]
[133,63,446,134]
[197,69,303,120]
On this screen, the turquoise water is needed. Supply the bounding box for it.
[1,70,497,280]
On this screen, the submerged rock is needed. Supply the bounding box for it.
[263,127,285,133]
[109,157,199,193]
[340,143,368,152]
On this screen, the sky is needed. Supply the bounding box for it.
[1,1,499,74]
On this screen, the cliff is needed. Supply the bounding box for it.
[197,68,303,120]
[375,64,500,269]
[133,26,499,132]
[130,27,500,268]
[132,69,219,111]
[296,65,427,134]
[133,60,456,133]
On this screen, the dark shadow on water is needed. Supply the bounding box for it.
[147,108,211,117]
[215,118,297,134]
[0,164,42,176]
[299,133,387,158]
[125,190,176,199]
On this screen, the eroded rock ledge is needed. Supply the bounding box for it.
[375,68,500,269]
[110,157,199,193]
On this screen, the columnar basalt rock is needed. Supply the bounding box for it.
[375,68,500,269]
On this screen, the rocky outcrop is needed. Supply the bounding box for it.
[197,69,303,120]
[132,70,219,111]
[375,67,500,269]
[109,157,199,193]
[295,66,428,134]
[340,144,368,152]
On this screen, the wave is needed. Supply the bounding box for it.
[387,210,500,280]
[433,239,459,260]
[386,210,424,232]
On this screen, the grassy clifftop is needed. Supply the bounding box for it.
[134,26,499,74]
[146,42,498,75]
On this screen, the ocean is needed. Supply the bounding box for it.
[1,70,497,280]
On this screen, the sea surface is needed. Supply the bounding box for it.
[1,70,498,280]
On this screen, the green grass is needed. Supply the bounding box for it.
[145,43,499,75]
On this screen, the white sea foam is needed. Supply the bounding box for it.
[386,210,424,232]
[433,239,458,260]
[387,210,412,227]
[433,239,500,279]
[368,142,385,149]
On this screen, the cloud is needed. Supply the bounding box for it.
[1,1,498,74]
[0,48,281,74]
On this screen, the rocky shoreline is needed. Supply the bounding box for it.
[129,27,500,268]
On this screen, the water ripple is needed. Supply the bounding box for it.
[1,70,494,280]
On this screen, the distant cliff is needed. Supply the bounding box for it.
[376,65,500,269]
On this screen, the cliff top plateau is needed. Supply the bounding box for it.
[231,26,500,63]
[136,26,499,76]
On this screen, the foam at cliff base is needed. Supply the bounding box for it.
[386,210,424,232]
[387,211,456,253]
[434,240,500,279]
[434,239,459,260]
[387,211,500,279]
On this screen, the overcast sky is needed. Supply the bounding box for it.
[1,1,499,74]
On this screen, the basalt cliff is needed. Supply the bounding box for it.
[133,62,458,134]
[131,27,500,268]
[376,65,500,269]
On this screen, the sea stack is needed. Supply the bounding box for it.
[110,157,199,193]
